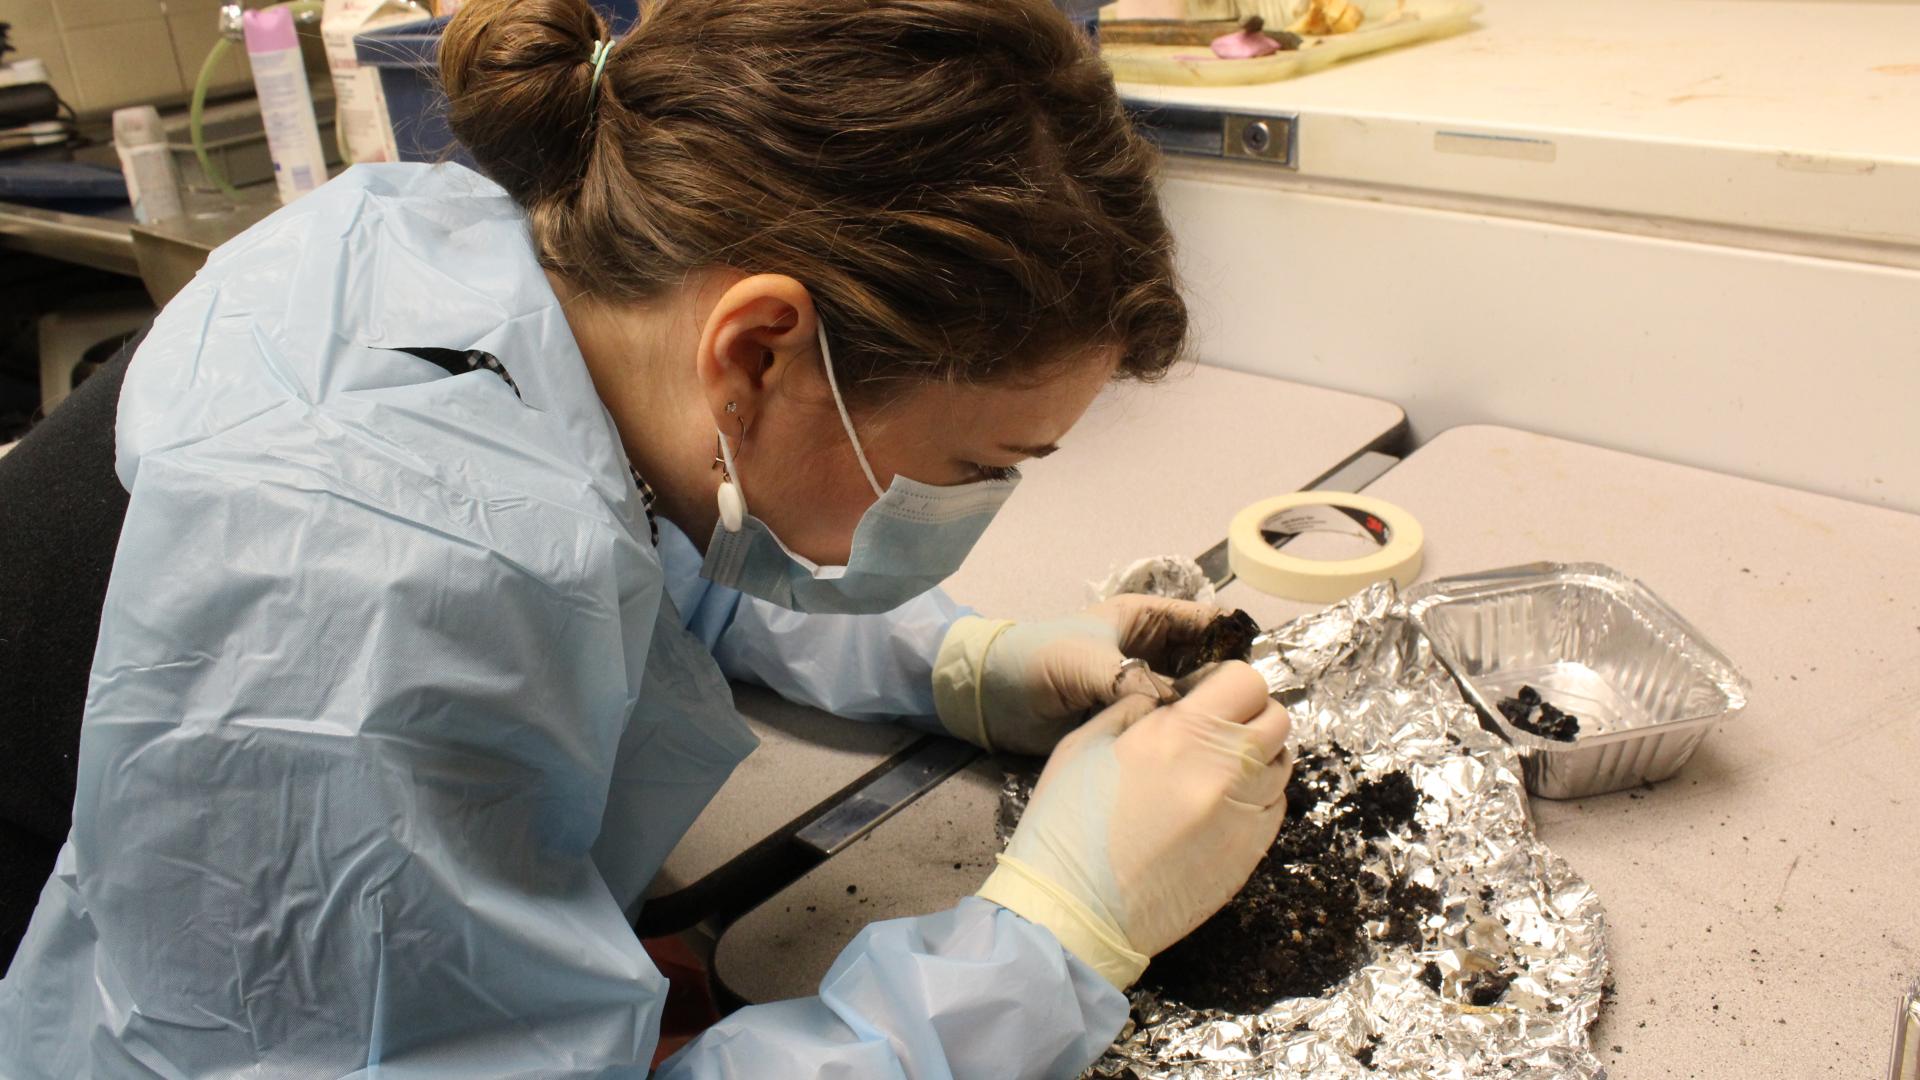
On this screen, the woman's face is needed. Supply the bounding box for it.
[735,347,1119,567]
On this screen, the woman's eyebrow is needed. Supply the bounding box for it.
[1000,442,1061,458]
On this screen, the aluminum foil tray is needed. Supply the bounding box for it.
[1406,563,1750,799]
[1003,583,1611,1079]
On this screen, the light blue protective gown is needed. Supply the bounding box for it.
[0,163,1125,1078]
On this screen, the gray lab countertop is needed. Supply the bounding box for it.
[0,200,137,277]
[716,424,1920,1080]
[0,187,278,302]
[646,365,1405,903]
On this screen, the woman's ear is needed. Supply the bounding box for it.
[694,274,819,435]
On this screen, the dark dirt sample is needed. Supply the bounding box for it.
[1420,961,1443,993]
[1378,876,1440,948]
[1461,969,1515,1006]
[1133,748,1438,1013]
[1334,773,1421,839]
[1164,609,1261,679]
[1283,742,1350,814]
[1498,685,1579,742]
[1142,815,1366,1013]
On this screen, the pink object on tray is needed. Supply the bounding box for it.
[1211,17,1285,59]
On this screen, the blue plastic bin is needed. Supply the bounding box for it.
[355,1,639,165]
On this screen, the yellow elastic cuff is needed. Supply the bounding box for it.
[932,616,1016,751]
[977,854,1148,991]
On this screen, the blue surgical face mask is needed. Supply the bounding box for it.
[699,324,1021,614]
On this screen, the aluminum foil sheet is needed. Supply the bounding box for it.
[1091,555,1220,606]
[999,583,1610,1079]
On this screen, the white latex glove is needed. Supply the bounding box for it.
[976,661,1295,989]
[932,595,1221,755]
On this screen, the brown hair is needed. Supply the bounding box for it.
[440,0,1186,399]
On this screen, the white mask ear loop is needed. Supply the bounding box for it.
[817,322,886,499]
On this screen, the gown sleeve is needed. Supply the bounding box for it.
[654,518,970,731]
[643,525,1126,1077]
[655,897,1128,1080]
[711,589,968,731]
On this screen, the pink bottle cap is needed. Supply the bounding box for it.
[243,7,299,54]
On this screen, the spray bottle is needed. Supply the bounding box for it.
[244,6,328,203]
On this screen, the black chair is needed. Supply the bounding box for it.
[0,329,141,969]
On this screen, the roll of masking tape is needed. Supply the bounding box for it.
[1227,492,1424,603]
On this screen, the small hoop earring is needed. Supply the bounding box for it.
[712,405,744,469]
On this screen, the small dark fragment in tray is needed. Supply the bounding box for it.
[1529,703,1580,741]
[1498,685,1580,742]
[1164,608,1261,679]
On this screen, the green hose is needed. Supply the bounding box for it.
[190,37,241,199]
[188,0,330,199]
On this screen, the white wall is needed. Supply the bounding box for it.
[1162,167,1920,512]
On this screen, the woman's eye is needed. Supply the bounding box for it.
[973,463,1023,482]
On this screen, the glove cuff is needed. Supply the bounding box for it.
[978,854,1148,990]
[932,616,1017,751]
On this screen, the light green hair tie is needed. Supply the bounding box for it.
[587,38,614,109]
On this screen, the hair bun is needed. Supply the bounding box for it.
[439,0,611,206]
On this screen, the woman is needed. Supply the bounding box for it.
[0,1,1294,1075]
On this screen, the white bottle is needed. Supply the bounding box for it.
[244,6,329,204]
[321,0,426,165]
[112,106,187,224]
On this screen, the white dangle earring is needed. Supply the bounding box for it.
[714,402,746,533]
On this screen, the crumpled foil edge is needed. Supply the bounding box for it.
[1004,583,1611,1079]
